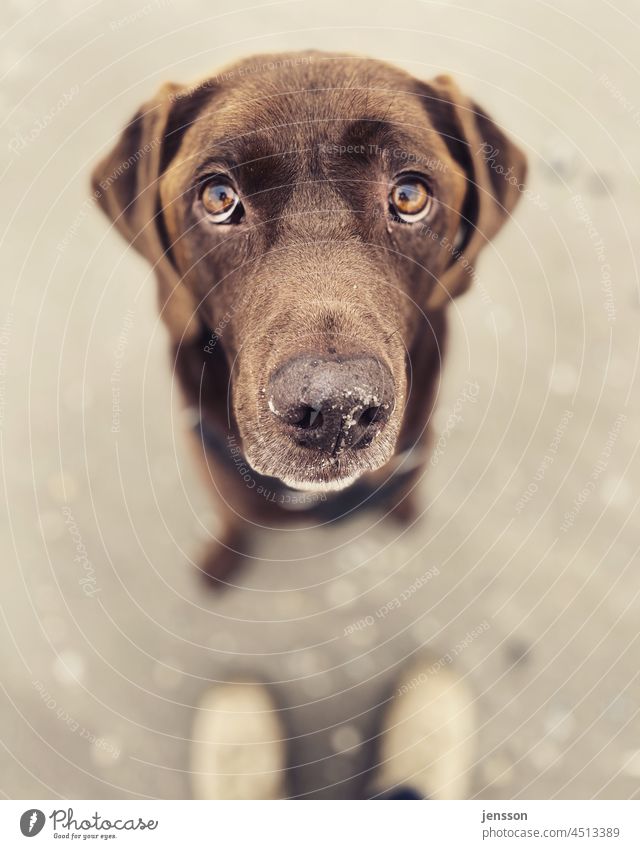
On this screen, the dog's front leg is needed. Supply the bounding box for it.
[198,513,252,589]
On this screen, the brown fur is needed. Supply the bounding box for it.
[91,51,526,583]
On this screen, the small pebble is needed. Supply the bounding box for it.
[330,725,362,754]
[0,47,28,77]
[207,632,238,653]
[411,617,440,644]
[193,509,221,540]
[38,510,66,541]
[90,736,122,768]
[541,138,578,181]
[544,705,576,742]
[47,472,77,503]
[301,674,333,698]
[33,583,58,609]
[482,753,514,787]
[53,650,85,685]
[360,539,383,560]
[529,739,561,770]
[10,0,42,15]
[621,749,640,778]
[286,650,322,677]
[431,405,455,433]
[40,615,68,643]
[599,475,632,508]
[584,169,613,197]
[152,659,183,690]
[152,458,180,488]
[63,380,92,412]
[325,578,360,608]
[181,407,201,429]
[549,363,578,395]
[323,756,353,781]
[345,654,377,681]
[344,547,364,567]
[348,626,376,647]
[607,693,631,722]
[505,639,531,667]
[274,591,309,617]
[604,356,630,388]
[485,303,514,333]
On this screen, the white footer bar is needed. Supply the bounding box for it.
[0,800,638,848]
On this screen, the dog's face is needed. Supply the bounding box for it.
[93,52,525,491]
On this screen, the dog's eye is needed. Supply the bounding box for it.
[201,181,243,223]
[389,177,432,222]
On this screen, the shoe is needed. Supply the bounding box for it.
[370,654,477,799]
[189,679,288,799]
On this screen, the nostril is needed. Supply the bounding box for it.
[358,405,381,427]
[293,406,324,430]
[268,354,395,453]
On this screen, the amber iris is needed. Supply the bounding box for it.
[389,178,432,222]
[202,182,241,222]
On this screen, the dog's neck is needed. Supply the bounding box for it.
[192,411,424,519]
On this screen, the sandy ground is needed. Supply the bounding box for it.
[1,0,639,799]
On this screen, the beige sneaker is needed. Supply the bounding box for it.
[371,656,477,799]
[190,679,288,799]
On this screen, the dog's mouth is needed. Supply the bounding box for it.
[244,437,399,492]
[240,352,401,492]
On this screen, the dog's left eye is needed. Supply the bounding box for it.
[389,176,433,223]
[201,181,243,223]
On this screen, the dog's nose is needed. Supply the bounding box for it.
[267,354,395,453]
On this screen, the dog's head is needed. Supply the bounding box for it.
[92,52,525,491]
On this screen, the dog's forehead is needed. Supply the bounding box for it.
[216,53,419,108]
[186,56,433,159]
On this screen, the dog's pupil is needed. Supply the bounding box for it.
[215,187,231,208]
[206,184,235,213]
[398,184,420,210]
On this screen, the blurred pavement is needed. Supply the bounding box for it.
[1,0,639,799]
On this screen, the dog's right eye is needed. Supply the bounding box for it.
[389,176,433,223]
[201,181,243,223]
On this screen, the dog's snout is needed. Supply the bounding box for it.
[268,354,395,453]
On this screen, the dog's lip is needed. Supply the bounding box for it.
[243,439,385,491]
[277,472,360,493]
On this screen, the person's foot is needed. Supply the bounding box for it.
[370,655,477,799]
[190,679,288,799]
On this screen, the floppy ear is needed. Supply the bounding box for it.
[91,82,206,342]
[417,75,527,309]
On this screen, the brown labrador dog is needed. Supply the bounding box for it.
[92,51,526,583]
